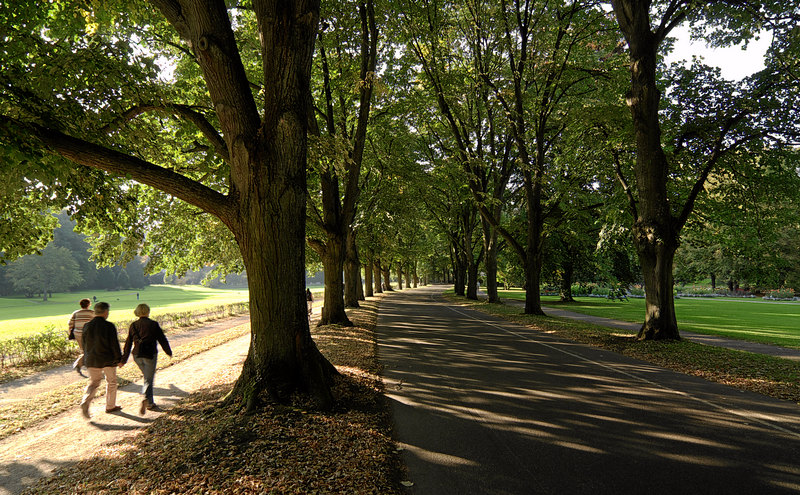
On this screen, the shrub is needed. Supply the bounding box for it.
[764,287,796,300]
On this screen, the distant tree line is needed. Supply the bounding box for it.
[0,212,149,299]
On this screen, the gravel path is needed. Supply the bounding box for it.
[0,333,251,495]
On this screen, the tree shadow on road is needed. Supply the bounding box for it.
[0,458,71,495]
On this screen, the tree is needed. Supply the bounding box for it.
[8,245,83,300]
[0,1,336,409]
[306,0,378,324]
[403,0,625,313]
[609,0,800,339]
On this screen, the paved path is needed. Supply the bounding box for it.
[378,286,800,494]
[0,314,252,403]
[507,300,800,362]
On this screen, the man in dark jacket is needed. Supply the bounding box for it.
[80,302,123,418]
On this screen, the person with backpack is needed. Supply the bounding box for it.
[120,303,172,415]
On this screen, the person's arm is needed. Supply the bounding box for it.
[109,322,122,363]
[68,312,76,339]
[120,322,134,364]
[155,322,172,357]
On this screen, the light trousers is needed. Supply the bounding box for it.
[81,366,118,410]
[72,331,84,369]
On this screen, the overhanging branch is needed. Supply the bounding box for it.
[13,118,233,225]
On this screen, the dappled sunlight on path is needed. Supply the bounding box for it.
[378,286,800,494]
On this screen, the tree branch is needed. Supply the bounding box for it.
[16,118,233,225]
[100,103,230,163]
[612,148,639,219]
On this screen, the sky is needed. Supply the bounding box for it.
[666,25,773,81]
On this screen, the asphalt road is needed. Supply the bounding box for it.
[377,286,800,494]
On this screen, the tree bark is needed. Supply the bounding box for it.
[559,259,575,302]
[318,234,352,326]
[404,264,411,290]
[466,258,479,300]
[373,259,383,293]
[611,0,681,339]
[452,251,465,296]
[481,216,500,303]
[396,264,404,290]
[364,259,374,297]
[382,265,393,291]
[636,232,679,339]
[344,228,361,307]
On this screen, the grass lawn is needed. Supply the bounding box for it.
[0,285,249,340]
[498,289,800,349]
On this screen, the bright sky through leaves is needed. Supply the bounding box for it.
[667,25,772,80]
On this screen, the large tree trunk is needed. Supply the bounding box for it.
[635,225,680,340]
[404,264,411,289]
[233,197,336,410]
[612,0,681,340]
[214,0,336,409]
[319,233,352,326]
[344,229,361,308]
[524,251,544,315]
[382,265,393,291]
[481,217,500,303]
[453,256,465,296]
[523,170,545,315]
[364,259,374,297]
[396,264,404,290]
[560,259,575,302]
[412,261,419,288]
[466,257,479,300]
[373,259,383,293]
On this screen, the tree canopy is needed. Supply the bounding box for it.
[1,0,799,408]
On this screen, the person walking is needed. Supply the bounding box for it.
[80,302,123,418]
[68,298,94,377]
[306,288,314,320]
[120,303,172,415]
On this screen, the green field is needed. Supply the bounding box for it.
[497,289,800,349]
[0,285,249,340]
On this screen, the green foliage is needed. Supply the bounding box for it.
[7,244,82,298]
[0,326,73,368]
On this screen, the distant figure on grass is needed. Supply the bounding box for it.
[80,302,123,418]
[306,288,313,320]
[68,298,94,377]
[120,303,172,415]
